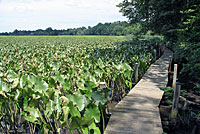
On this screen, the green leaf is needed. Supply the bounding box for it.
[49,77,56,88]
[34,77,48,93]
[24,107,41,124]
[54,90,61,114]
[20,75,27,88]
[54,73,65,84]
[125,80,132,88]
[46,88,55,100]
[27,75,36,88]
[92,90,105,105]
[85,81,97,89]
[116,64,124,71]
[160,87,172,92]
[6,70,17,82]
[70,116,94,130]
[0,72,3,77]
[63,80,71,90]
[12,78,19,88]
[85,104,100,123]
[77,81,87,91]
[82,89,92,99]
[1,82,11,92]
[168,100,173,105]
[24,115,37,123]
[122,63,132,71]
[23,97,28,108]
[97,58,104,68]
[67,94,85,111]
[63,106,70,121]
[14,89,20,101]
[88,122,101,134]
[40,124,50,134]
[89,76,98,87]
[44,100,55,118]
[52,63,60,71]
[68,102,81,117]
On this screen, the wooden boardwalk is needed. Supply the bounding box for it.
[105,49,173,134]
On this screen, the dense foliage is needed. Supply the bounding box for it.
[117,0,183,41]
[0,37,158,133]
[118,0,200,90]
[174,0,200,90]
[0,21,141,36]
[174,43,200,86]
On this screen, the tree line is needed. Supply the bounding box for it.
[0,21,141,36]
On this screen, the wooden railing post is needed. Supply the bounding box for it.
[172,64,178,90]
[162,44,165,53]
[153,49,157,59]
[171,82,181,120]
[135,63,139,84]
[147,54,150,65]
[169,57,172,72]
[158,45,161,57]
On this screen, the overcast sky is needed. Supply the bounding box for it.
[0,0,127,32]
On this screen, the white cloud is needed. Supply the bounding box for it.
[0,0,126,32]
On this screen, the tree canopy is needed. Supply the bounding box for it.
[117,0,200,42]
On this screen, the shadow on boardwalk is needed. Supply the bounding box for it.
[105,49,173,134]
[142,49,173,89]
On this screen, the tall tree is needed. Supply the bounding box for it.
[117,0,185,42]
[178,0,200,43]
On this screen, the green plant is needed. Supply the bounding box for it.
[0,36,159,133]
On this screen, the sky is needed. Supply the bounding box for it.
[0,0,127,32]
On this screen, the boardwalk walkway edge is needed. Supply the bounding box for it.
[105,49,173,134]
